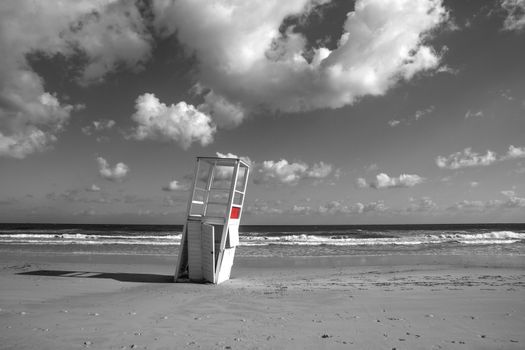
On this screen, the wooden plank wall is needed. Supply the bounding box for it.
[187,221,203,281]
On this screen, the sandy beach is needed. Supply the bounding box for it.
[0,252,523,350]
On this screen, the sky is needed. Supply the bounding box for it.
[0,0,524,225]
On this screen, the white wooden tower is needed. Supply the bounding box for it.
[175,156,250,284]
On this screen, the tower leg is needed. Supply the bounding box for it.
[216,247,236,284]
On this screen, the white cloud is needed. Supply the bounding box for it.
[87,184,101,192]
[291,205,312,215]
[256,160,308,185]
[501,0,525,32]
[500,190,525,208]
[307,162,333,179]
[245,201,285,215]
[215,152,332,185]
[499,89,514,101]
[152,0,447,117]
[407,197,437,212]
[436,148,497,169]
[254,159,333,185]
[319,201,351,215]
[359,173,425,189]
[317,199,387,215]
[448,191,525,212]
[505,145,525,159]
[448,200,488,211]
[356,200,387,213]
[414,106,435,120]
[130,93,216,149]
[464,110,484,119]
[0,126,59,159]
[356,178,369,188]
[97,157,129,182]
[162,180,184,192]
[197,90,245,129]
[437,145,525,169]
[388,105,434,127]
[0,1,152,158]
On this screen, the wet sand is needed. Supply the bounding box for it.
[0,252,524,349]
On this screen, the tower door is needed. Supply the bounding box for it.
[201,223,215,283]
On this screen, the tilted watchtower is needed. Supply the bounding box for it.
[175,157,250,284]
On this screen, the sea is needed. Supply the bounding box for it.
[0,223,524,258]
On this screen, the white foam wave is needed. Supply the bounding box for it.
[238,231,525,247]
[438,231,525,240]
[0,233,182,240]
[0,231,523,247]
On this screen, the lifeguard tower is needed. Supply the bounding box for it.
[175,157,250,284]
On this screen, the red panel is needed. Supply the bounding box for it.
[230,206,241,219]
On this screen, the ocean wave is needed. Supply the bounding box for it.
[1,230,523,247]
[238,231,525,246]
[0,239,180,245]
[437,231,525,240]
[0,233,182,240]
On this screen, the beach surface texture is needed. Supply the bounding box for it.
[1,251,524,350]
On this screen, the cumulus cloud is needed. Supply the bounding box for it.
[130,93,216,149]
[291,205,312,215]
[247,198,389,216]
[47,188,111,204]
[216,152,334,185]
[407,197,437,212]
[436,148,497,169]
[152,0,447,120]
[448,191,525,212]
[464,110,484,119]
[86,184,101,192]
[436,145,525,169]
[96,157,129,182]
[162,180,184,192]
[501,0,525,31]
[388,106,434,127]
[254,159,333,185]
[358,200,388,213]
[356,177,369,188]
[499,89,514,101]
[414,106,435,120]
[245,200,285,215]
[357,173,424,189]
[318,200,386,214]
[448,200,488,211]
[505,145,525,159]
[500,190,525,208]
[197,90,245,129]
[318,200,352,215]
[0,0,152,158]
